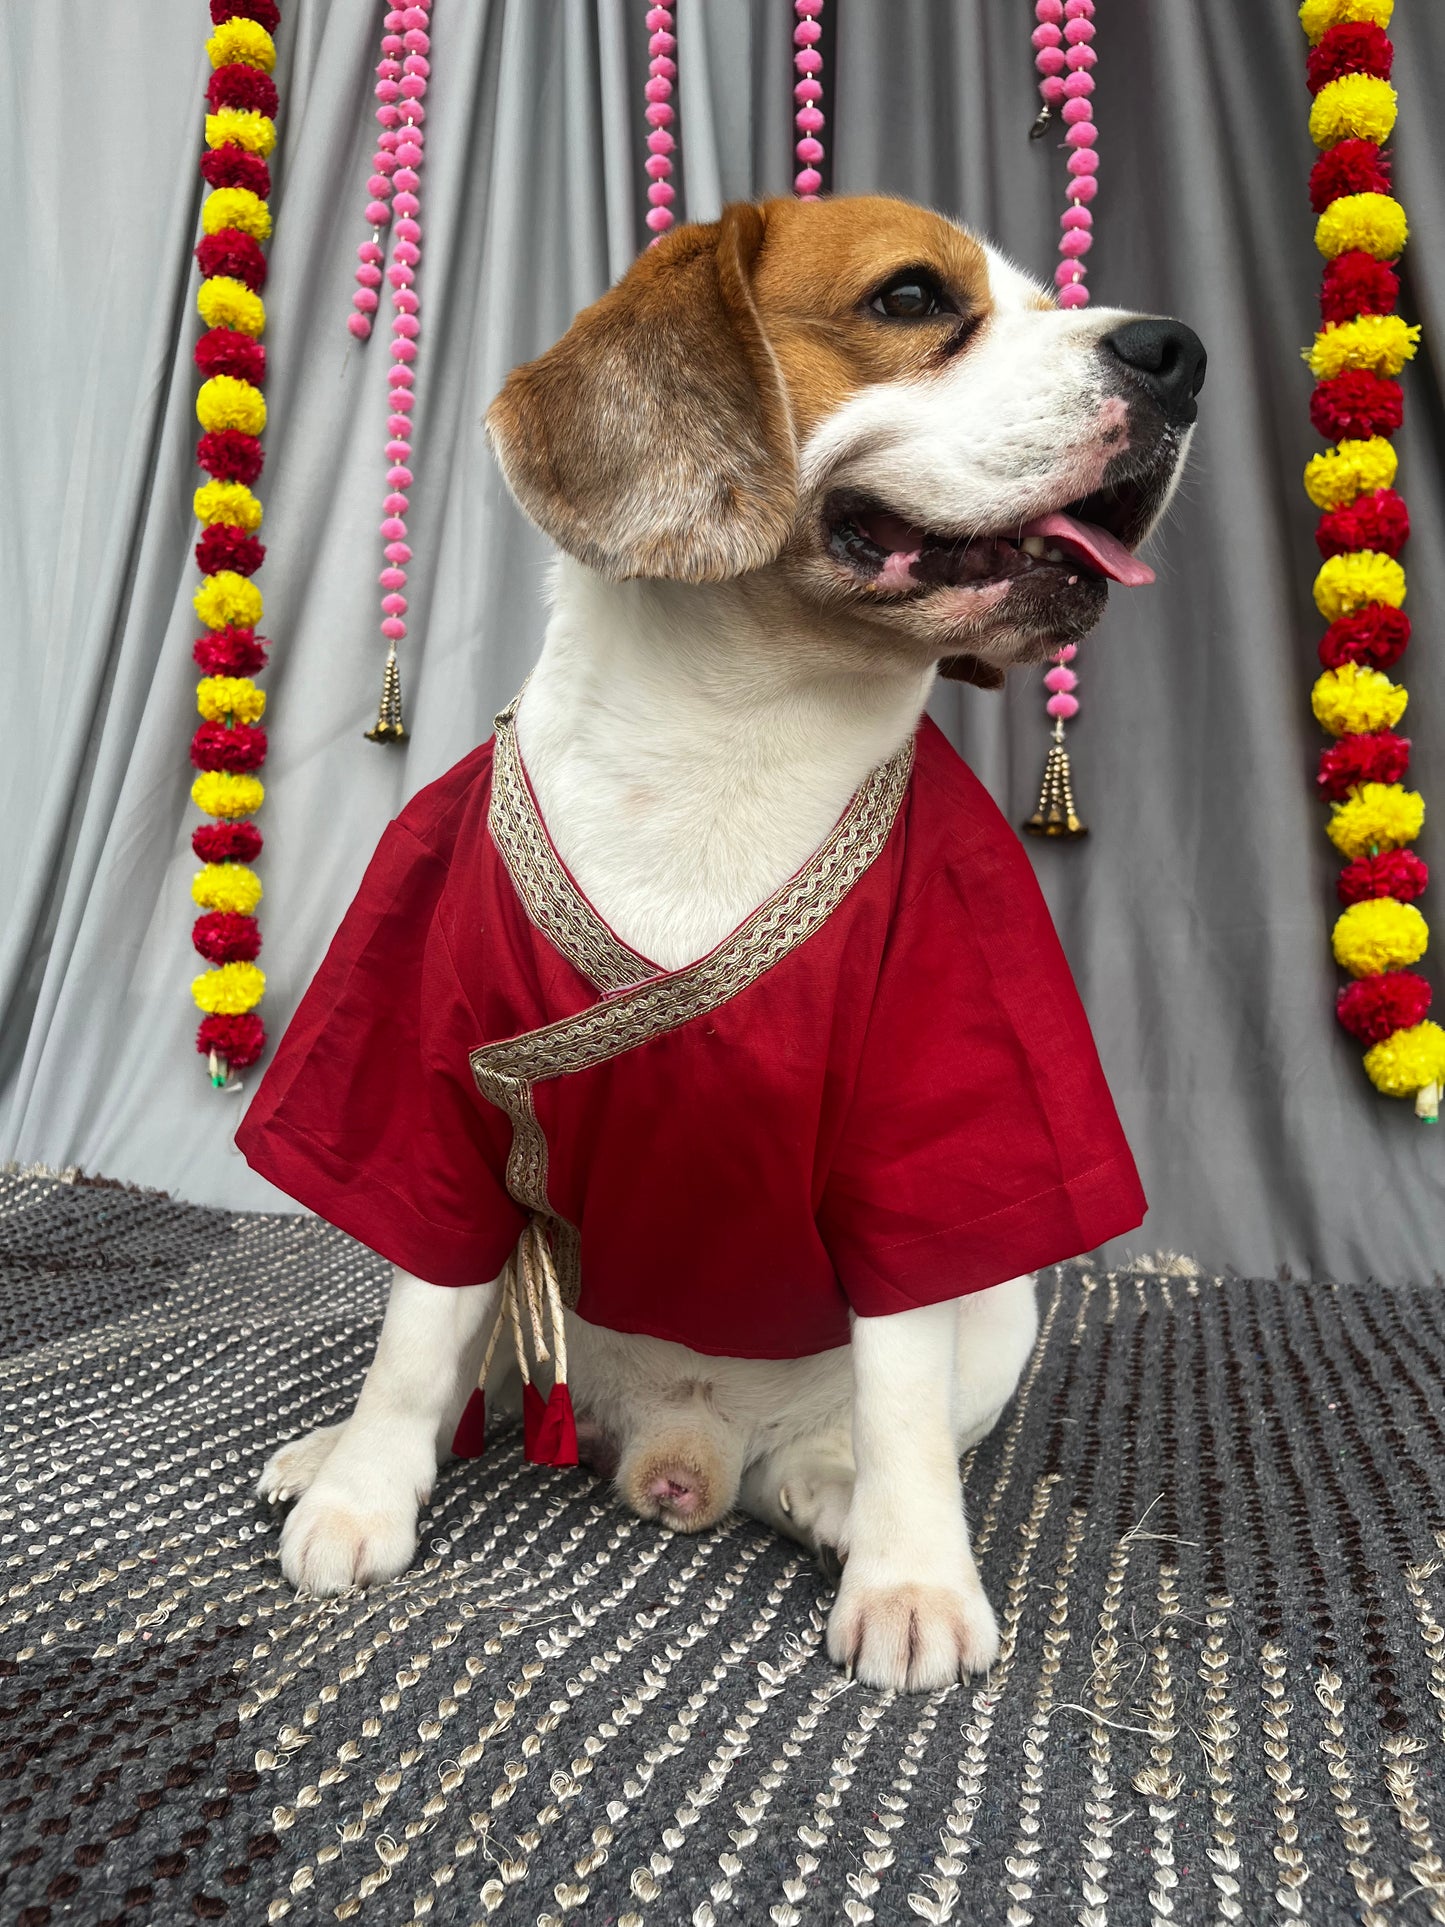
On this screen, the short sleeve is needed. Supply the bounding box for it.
[818,841,1146,1316]
[235,819,526,1286]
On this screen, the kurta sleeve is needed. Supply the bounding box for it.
[818,831,1146,1317]
[235,818,526,1287]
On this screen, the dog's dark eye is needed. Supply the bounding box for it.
[868,271,955,320]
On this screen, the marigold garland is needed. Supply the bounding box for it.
[193,862,263,916]
[1305,311,1420,378]
[1333,897,1429,976]
[1325,781,1424,859]
[1302,0,1437,1118]
[1311,660,1408,736]
[188,5,281,1085]
[1302,434,1396,507]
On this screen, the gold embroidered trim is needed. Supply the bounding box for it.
[471,726,914,1090]
[489,695,649,994]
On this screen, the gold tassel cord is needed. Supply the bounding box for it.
[364,647,409,743]
[1022,720,1088,838]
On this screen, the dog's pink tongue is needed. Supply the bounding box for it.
[856,507,926,592]
[1020,511,1155,587]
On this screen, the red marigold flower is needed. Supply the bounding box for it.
[1316,488,1410,560]
[1338,847,1429,904]
[194,327,266,384]
[191,720,268,773]
[193,819,263,864]
[1317,729,1410,801]
[1308,138,1392,214]
[195,227,268,291]
[1336,971,1431,1046]
[199,145,271,198]
[1318,603,1410,671]
[1306,22,1394,94]
[193,626,268,676]
[207,64,278,117]
[197,429,264,484]
[1310,369,1403,440]
[211,0,281,30]
[1320,250,1399,325]
[196,526,265,577]
[196,1012,266,1069]
[192,911,263,964]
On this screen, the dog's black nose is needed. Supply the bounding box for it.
[1101,318,1207,427]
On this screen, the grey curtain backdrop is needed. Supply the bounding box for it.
[4,0,1444,1282]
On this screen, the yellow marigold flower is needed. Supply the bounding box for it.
[1364,1020,1445,1100]
[192,961,267,1015]
[205,108,276,157]
[202,187,271,243]
[197,276,266,338]
[1333,897,1428,978]
[1303,436,1397,510]
[1326,783,1424,859]
[206,17,276,72]
[191,771,265,820]
[197,676,266,724]
[1313,550,1407,621]
[1312,663,1407,737]
[1315,192,1407,262]
[192,863,262,915]
[194,481,263,531]
[196,373,266,435]
[1299,0,1392,44]
[1305,313,1421,380]
[1309,74,1397,149]
[194,570,263,631]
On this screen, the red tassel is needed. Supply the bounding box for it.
[522,1380,548,1462]
[451,1387,487,1459]
[533,1384,580,1467]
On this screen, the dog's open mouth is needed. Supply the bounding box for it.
[823,475,1158,599]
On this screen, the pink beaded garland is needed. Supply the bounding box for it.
[794,0,826,198]
[1032,0,1098,749]
[644,5,677,241]
[349,0,431,726]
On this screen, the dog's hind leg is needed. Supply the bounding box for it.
[739,1432,854,1579]
[267,1267,499,1595]
[257,1423,345,1505]
[614,1393,748,1533]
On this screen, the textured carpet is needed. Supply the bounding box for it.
[4,1173,1445,1926]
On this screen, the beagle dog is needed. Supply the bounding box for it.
[253,195,1202,1692]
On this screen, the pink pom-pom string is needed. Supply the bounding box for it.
[793,1,826,200]
[1029,0,1099,797]
[643,4,676,246]
[352,0,431,740]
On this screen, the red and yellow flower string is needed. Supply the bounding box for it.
[1299,0,1444,1120]
[187,1,280,1087]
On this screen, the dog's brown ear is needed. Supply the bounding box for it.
[938,654,1006,690]
[486,204,796,582]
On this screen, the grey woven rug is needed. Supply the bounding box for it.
[5,1173,1445,1926]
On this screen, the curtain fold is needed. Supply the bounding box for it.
[3,0,1443,1281]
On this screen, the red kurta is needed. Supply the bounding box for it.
[236,701,1145,1357]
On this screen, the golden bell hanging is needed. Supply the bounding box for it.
[365,648,409,744]
[1022,722,1087,838]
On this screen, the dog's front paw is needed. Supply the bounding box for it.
[278,1477,424,1595]
[827,1564,999,1692]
